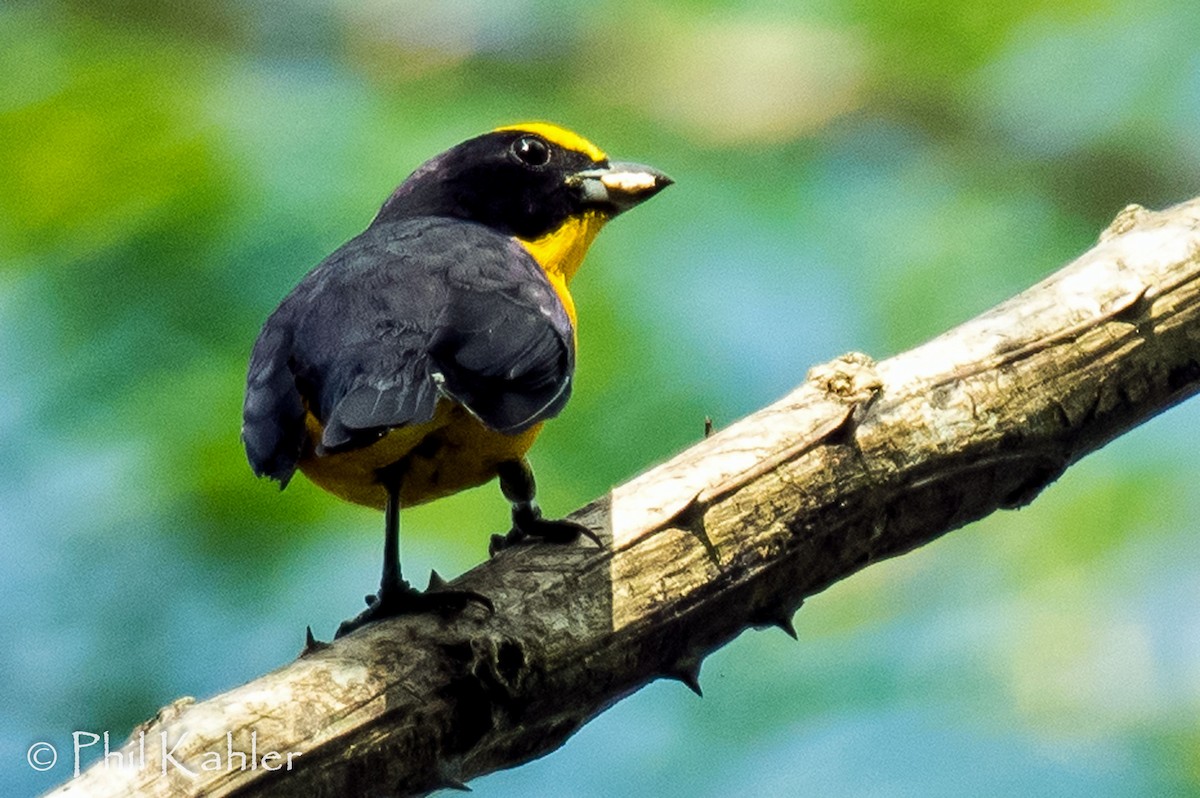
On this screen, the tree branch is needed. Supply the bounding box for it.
[48,200,1200,797]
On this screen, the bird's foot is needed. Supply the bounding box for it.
[489,513,602,557]
[334,577,493,639]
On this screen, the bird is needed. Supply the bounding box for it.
[241,123,672,637]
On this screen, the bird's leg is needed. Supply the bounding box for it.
[377,477,405,602]
[489,458,602,556]
[335,478,491,638]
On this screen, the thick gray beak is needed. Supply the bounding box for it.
[569,161,673,214]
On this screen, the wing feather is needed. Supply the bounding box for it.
[241,218,574,485]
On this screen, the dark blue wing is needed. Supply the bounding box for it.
[242,321,306,485]
[241,217,574,485]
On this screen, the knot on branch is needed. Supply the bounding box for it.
[807,351,882,406]
[436,633,539,756]
[131,695,196,743]
[1099,203,1151,242]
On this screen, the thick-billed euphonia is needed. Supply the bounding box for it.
[241,123,671,635]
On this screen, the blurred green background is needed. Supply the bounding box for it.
[4,0,1200,795]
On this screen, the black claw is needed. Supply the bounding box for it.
[492,516,603,556]
[521,517,588,544]
[704,415,713,438]
[335,582,494,639]
[300,625,330,657]
[488,532,511,558]
[428,569,448,590]
[577,524,603,548]
[455,589,495,615]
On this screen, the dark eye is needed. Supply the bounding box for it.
[512,135,551,167]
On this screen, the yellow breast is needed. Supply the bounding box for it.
[298,401,542,510]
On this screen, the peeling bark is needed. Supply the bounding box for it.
[46,200,1200,797]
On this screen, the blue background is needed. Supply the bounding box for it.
[3,1,1200,795]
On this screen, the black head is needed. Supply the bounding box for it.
[374,123,671,240]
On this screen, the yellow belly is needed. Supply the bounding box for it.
[298,400,542,510]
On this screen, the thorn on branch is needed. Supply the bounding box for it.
[300,625,329,658]
[775,616,798,639]
[669,499,720,565]
[818,406,860,449]
[664,660,704,697]
[998,456,1068,510]
[435,776,473,792]
[765,611,798,640]
[1108,284,1152,326]
[750,599,803,640]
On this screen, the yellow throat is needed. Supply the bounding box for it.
[496,122,612,331]
[516,212,606,329]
